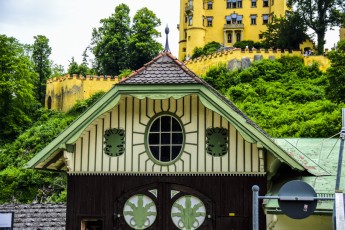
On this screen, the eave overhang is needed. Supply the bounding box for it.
[24,83,304,171]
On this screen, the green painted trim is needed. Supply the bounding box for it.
[144,112,186,166]
[25,83,304,172]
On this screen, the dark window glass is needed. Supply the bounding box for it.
[148,115,183,163]
[149,133,160,144]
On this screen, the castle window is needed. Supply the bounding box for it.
[207,17,213,27]
[263,0,269,7]
[251,15,257,25]
[227,33,232,43]
[226,16,231,24]
[237,0,242,8]
[251,0,257,7]
[236,32,241,42]
[226,0,237,8]
[146,114,184,164]
[188,15,193,26]
[263,14,269,24]
[236,15,243,24]
[231,13,237,24]
[207,1,213,9]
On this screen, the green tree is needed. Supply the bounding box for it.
[0,35,38,143]
[32,35,52,105]
[191,41,221,59]
[325,40,345,101]
[67,57,79,75]
[288,0,345,54]
[91,4,131,75]
[261,13,309,50]
[129,7,162,70]
[51,63,65,78]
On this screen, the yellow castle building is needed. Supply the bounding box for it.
[178,0,290,60]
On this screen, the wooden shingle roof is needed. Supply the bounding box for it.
[119,52,202,84]
[0,203,66,229]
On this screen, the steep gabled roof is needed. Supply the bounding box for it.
[119,52,202,84]
[24,52,305,172]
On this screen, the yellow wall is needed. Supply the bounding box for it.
[340,27,345,41]
[184,49,330,76]
[266,214,332,230]
[46,74,119,112]
[179,0,289,60]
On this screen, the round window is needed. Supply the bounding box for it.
[123,194,157,229]
[171,195,206,229]
[147,114,184,163]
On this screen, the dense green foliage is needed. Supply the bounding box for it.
[203,55,344,137]
[91,4,162,76]
[261,13,309,50]
[32,35,52,105]
[191,41,221,59]
[129,7,162,70]
[288,0,345,54]
[0,92,105,204]
[0,35,39,143]
[233,40,264,50]
[325,40,345,101]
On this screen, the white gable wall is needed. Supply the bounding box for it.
[65,95,265,175]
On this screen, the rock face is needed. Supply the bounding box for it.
[227,55,275,71]
[242,57,251,69]
[228,59,242,71]
[0,203,66,230]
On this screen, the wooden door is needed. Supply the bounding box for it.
[114,183,214,229]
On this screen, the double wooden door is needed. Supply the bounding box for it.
[114,183,214,229]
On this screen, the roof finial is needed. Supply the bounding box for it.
[164,24,170,52]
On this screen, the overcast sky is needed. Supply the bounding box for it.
[0,0,341,71]
[0,0,180,70]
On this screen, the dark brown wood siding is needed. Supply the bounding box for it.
[66,175,266,229]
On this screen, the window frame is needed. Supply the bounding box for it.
[251,15,257,25]
[145,113,185,165]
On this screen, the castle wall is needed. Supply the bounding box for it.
[184,49,330,76]
[178,0,289,60]
[46,74,119,112]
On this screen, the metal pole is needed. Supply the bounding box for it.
[335,120,345,191]
[252,185,259,230]
[333,108,345,230]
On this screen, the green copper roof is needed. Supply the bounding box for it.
[274,138,343,176]
[265,138,345,214]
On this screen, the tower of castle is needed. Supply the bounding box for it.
[178,0,290,60]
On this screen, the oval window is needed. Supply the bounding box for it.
[147,115,184,163]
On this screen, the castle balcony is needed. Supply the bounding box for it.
[185,5,193,14]
[224,23,244,30]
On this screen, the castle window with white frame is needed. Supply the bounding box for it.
[188,15,193,26]
[251,15,257,25]
[237,0,242,8]
[263,14,269,24]
[251,0,257,7]
[236,15,243,24]
[207,1,213,9]
[207,17,213,26]
[263,0,269,7]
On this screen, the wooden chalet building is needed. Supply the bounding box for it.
[26,49,326,229]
